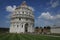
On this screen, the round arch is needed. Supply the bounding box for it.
[25,23,28,32]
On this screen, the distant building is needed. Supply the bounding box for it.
[51,27,60,33]
[35,27,42,34]
[35,27,50,34]
[10,1,34,33]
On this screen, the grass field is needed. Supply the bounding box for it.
[0,33,60,40]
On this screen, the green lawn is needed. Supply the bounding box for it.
[0,33,60,40]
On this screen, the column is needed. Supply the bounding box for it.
[23,23,25,33]
[28,23,31,32]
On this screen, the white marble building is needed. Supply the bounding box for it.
[9,1,34,33]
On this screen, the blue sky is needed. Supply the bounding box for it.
[0,0,60,28]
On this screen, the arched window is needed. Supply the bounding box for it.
[22,25,23,28]
[19,18,21,20]
[22,11,24,14]
[17,25,19,27]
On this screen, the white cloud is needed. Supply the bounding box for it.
[56,15,60,19]
[52,1,59,8]
[38,12,60,20]
[6,5,16,19]
[38,12,54,20]
[50,0,59,8]
[36,12,60,27]
[28,6,35,11]
[6,5,16,12]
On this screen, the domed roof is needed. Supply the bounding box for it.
[15,1,34,11]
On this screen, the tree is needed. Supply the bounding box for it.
[44,26,47,29]
[40,27,42,29]
[35,26,39,29]
[47,26,51,29]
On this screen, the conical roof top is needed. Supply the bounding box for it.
[15,1,27,10]
[21,1,27,6]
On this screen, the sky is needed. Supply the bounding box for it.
[0,0,60,28]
